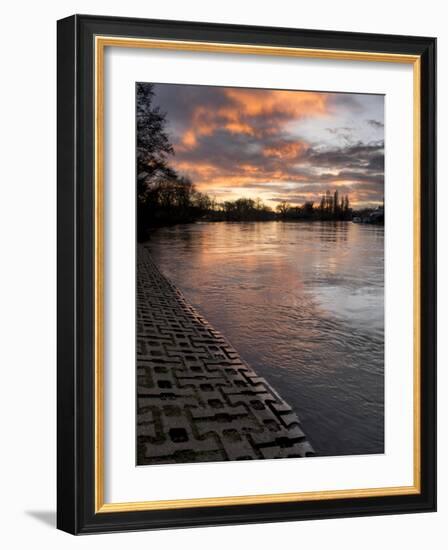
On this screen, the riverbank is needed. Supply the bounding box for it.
[137,244,315,464]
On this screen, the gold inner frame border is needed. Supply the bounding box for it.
[94,35,421,513]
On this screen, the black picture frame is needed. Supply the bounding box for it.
[57,14,436,534]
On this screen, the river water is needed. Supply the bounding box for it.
[146,221,384,456]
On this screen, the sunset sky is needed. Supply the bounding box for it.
[150,83,384,209]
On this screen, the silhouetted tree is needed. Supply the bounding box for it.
[319,195,325,216]
[333,189,340,217]
[137,84,175,193]
[342,195,350,219]
[303,201,315,219]
[325,190,333,218]
[137,83,179,239]
[276,201,291,219]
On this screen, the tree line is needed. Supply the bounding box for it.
[137,82,353,240]
[276,190,351,221]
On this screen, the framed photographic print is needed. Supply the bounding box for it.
[57,14,436,534]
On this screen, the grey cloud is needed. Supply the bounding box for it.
[367,119,384,129]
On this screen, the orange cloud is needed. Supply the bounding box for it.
[181,130,197,148]
[263,141,308,159]
[174,157,308,191]
[224,88,329,118]
[177,88,330,151]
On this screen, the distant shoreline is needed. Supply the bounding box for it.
[144,217,384,231]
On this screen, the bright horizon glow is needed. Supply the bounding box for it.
[149,83,384,209]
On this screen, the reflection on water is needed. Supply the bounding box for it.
[146,221,384,456]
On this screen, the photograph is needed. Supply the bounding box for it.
[136,82,385,466]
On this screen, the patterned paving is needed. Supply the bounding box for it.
[137,244,315,465]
